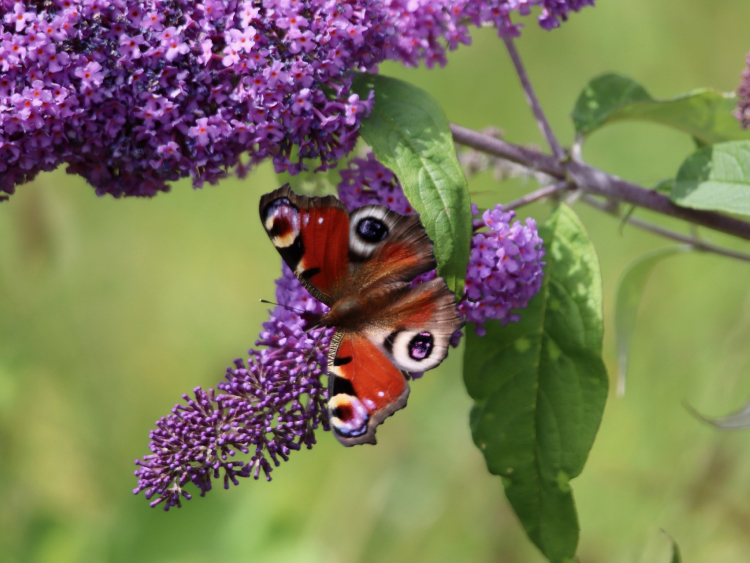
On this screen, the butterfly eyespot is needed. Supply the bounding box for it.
[262,197,300,248]
[262,196,293,216]
[331,403,350,421]
[356,217,388,242]
[408,332,434,361]
[329,394,369,437]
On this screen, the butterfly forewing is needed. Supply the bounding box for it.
[347,205,437,291]
[259,184,350,304]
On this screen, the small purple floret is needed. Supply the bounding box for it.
[737,52,750,130]
[338,152,415,214]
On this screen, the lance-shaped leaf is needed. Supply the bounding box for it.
[671,140,750,216]
[352,73,472,295]
[661,531,682,563]
[572,74,750,145]
[464,205,608,563]
[670,539,682,563]
[615,246,691,395]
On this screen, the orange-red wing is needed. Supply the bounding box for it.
[259,184,350,305]
[326,331,409,446]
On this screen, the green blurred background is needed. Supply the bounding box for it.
[2,1,750,561]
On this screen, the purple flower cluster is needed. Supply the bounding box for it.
[384,0,595,67]
[737,52,750,130]
[0,0,380,199]
[463,203,545,334]
[535,0,594,30]
[337,154,546,334]
[134,264,333,510]
[1,0,593,201]
[337,151,414,214]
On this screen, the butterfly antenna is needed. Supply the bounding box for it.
[259,298,306,315]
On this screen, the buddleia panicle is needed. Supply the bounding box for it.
[133,265,332,510]
[0,0,593,201]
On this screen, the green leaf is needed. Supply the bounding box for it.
[573,74,650,134]
[672,540,682,563]
[671,540,682,563]
[572,74,750,145]
[671,140,750,216]
[661,531,682,563]
[352,73,472,295]
[463,205,608,563]
[615,246,690,395]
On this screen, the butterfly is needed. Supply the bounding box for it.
[259,184,462,446]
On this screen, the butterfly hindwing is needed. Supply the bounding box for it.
[259,184,350,304]
[363,277,463,373]
[327,330,410,446]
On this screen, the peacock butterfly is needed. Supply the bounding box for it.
[259,184,462,446]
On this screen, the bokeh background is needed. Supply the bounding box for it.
[2,0,750,561]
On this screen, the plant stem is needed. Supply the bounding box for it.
[451,123,750,242]
[503,182,571,211]
[503,36,565,161]
[580,194,750,263]
[452,122,567,176]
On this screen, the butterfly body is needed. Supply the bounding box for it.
[260,184,462,446]
[321,282,406,329]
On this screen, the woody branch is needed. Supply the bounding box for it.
[453,38,750,249]
[451,121,750,242]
